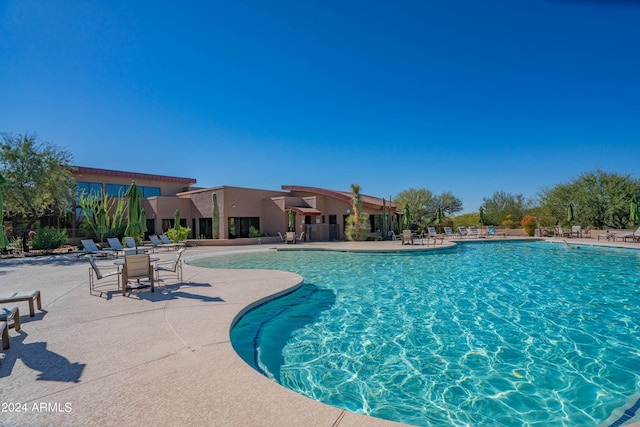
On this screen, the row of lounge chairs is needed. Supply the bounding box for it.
[77,235,186,259]
[597,226,640,242]
[0,290,43,351]
[394,225,506,245]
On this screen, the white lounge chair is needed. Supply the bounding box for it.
[296,232,305,243]
[278,232,286,242]
[615,226,640,242]
[0,290,42,317]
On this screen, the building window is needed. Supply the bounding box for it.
[228,217,259,238]
[199,218,212,239]
[142,187,160,197]
[75,182,102,203]
[105,184,128,197]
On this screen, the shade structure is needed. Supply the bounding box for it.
[125,181,144,246]
[567,205,574,223]
[403,204,411,228]
[478,206,486,226]
[288,209,295,230]
[0,174,9,249]
[631,195,639,223]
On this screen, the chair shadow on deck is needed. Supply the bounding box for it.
[0,331,85,382]
[135,281,226,304]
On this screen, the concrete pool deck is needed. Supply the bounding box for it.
[1,237,639,426]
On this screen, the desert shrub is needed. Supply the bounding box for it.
[502,214,518,229]
[31,227,68,250]
[521,215,537,236]
[165,227,191,242]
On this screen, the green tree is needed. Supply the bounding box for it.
[482,191,530,226]
[345,183,369,241]
[539,170,640,229]
[0,133,75,228]
[394,188,463,226]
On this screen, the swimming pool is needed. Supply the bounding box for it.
[192,242,640,427]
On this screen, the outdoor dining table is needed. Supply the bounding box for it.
[113,256,159,265]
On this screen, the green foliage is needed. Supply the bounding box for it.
[502,214,518,229]
[31,227,68,250]
[452,213,480,229]
[78,188,127,242]
[249,225,263,237]
[345,183,370,241]
[0,133,75,228]
[538,170,640,229]
[165,226,191,242]
[521,215,537,236]
[345,213,370,241]
[482,191,531,226]
[394,187,463,227]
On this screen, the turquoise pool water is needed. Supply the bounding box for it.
[191,242,640,427]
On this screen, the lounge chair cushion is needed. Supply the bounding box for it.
[0,290,42,317]
[0,306,20,331]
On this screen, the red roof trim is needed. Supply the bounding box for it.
[282,185,396,209]
[285,206,323,215]
[73,166,197,184]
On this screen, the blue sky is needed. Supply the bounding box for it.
[1,1,639,213]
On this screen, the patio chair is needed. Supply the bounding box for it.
[296,232,305,243]
[0,290,42,317]
[160,234,186,248]
[570,226,582,238]
[285,231,296,244]
[389,231,402,243]
[427,227,445,244]
[149,235,179,251]
[107,237,127,257]
[486,225,506,238]
[469,226,483,238]
[86,255,121,295]
[77,239,115,259]
[278,232,286,242]
[554,227,571,238]
[401,230,414,245]
[155,248,185,283]
[443,227,460,239]
[122,254,154,296]
[458,226,469,238]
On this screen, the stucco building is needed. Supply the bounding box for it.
[71,167,396,242]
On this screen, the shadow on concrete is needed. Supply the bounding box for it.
[126,281,225,304]
[0,331,85,382]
